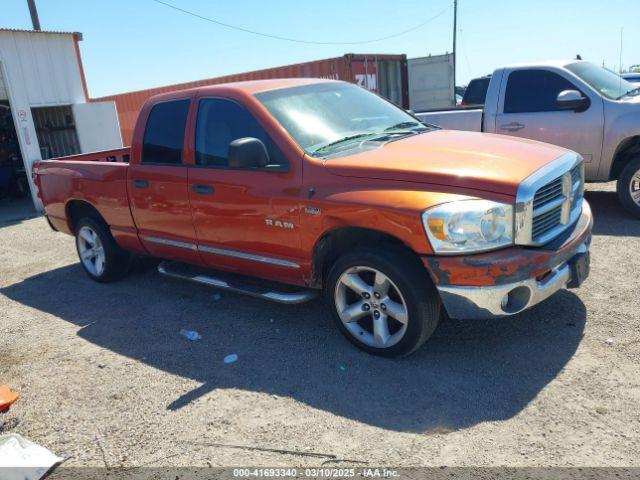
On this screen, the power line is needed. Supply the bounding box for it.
[150,0,452,45]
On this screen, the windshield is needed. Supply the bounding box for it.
[255,82,430,157]
[566,62,638,100]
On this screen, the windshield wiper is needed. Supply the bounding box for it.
[311,133,376,155]
[312,122,438,156]
[384,121,424,131]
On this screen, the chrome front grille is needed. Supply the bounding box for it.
[531,176,565,240]
[570,163,582,185]
[532,177,563,210]
[515,153,584,246]
[532,205,562,239]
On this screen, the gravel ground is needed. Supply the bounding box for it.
[0,183,639,468]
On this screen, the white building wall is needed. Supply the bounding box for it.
[0,30,86,106]
[0,30,122,210]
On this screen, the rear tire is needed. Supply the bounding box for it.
[75,217,130,282]
[325,246,440,357]
[617,156,640,218]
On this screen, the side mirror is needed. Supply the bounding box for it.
[228,137,269,168]
[556,90,590,112]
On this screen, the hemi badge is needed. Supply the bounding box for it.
[304,206,321,215]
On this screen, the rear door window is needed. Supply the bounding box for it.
[194,98,287,169]
[141,99,190,164]
[504,70,579,113]
[462,77,490,105]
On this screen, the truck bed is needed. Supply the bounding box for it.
[416,108,483,132]
[36,147,136,239]
[47,147,130,163]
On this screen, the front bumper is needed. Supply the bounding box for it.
[423,201,592,319]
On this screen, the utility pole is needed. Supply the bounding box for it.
[452,0,457,100]
[27,0,41,31]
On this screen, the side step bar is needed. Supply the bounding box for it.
[158,261,318,305]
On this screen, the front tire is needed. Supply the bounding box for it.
[325,246,440,357]
[617,156,640,218]
[75,217,130,282]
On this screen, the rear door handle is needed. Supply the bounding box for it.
[132,179,149,189]
[192,184,215,195]
[500,122,525,132]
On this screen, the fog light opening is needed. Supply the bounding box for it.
[501,286,532,314]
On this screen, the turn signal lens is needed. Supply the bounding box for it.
[427,218,446,240]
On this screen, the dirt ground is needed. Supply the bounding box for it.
[0,183,639,468]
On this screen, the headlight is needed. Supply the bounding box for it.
[422,200,513,254]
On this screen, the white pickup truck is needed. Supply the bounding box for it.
[418,61,640,217]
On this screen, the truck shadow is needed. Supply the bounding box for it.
[0,198,40,229]
[1,263,586,433]
[585,189,640,237]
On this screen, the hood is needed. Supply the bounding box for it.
[324,130,570,196]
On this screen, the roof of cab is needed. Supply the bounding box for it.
[501,59,582,70]
[202,77,339,94]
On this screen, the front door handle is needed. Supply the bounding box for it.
[132,179,149,189]
[192,184,215,195]
[500,122,525,132]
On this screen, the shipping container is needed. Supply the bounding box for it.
[92,54,409,145]
[407,53,455,111]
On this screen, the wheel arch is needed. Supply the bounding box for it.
[610,135,640,180]
[310,226,423,289]
[65,199,108,233]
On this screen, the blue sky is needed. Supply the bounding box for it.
[2,0,639,97]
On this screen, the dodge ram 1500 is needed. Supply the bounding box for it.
[34,78,592,357]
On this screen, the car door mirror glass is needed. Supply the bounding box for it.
[556,90,590,112]
[228,137,270,169]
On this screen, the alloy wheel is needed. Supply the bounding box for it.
[630,170,640,207]
[334,266,409,348]
[77,226,106,277]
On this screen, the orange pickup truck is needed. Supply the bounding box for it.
[34,78,592,357]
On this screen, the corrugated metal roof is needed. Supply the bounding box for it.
[0,28,82,40]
